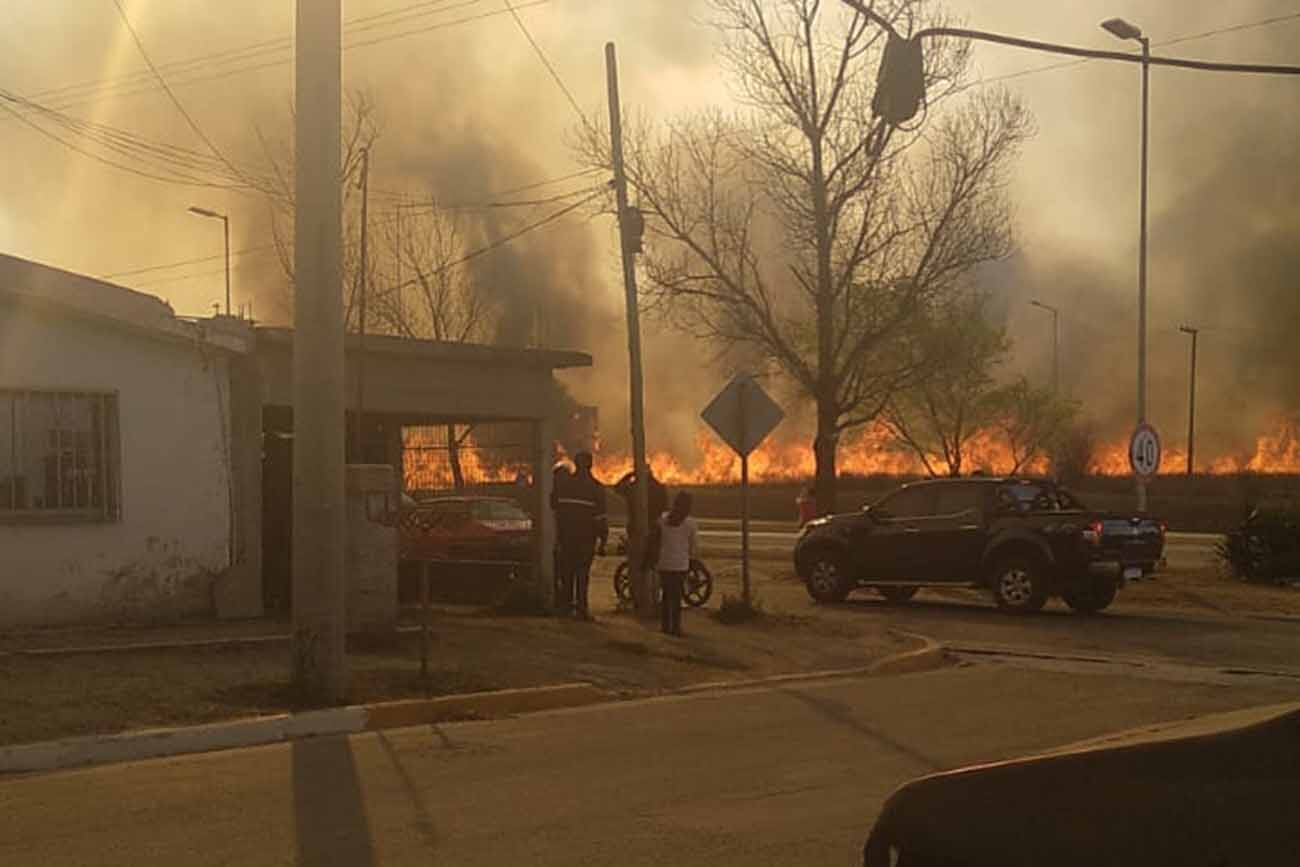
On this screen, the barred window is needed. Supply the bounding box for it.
[0,390,120,522]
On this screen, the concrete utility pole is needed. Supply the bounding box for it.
[605,42,653,617]
[353,145,371,462]
[1180,325,1199,475]
[293,0,347,702]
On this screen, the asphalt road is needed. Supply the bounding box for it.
[614,520,1223,569]
[2,664,1295,866]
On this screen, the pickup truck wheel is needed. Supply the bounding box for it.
[1063,577,1118,615]
[805,552,852,603]
[991,556,1048,613]
[878,586,918,604]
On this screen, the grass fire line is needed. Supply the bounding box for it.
[402,419,1300,492]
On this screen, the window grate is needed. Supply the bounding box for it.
[0,390,120,522]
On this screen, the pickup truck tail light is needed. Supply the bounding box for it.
[1159,521,1168,537]
[1082,520,1104,545]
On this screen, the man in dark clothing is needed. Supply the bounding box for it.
[550,462,576,614]
[552,452,606,619]
[614,468,668,568]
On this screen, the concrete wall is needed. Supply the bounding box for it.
[345,464,397,634]
[0,305,234,626]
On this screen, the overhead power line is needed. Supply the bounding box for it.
[108,0,251,188]
[386,187,604,293]
[502,0,588,123]
[976,11,1300,88]
[23,0,475,108]
[97,173,607,285]
[12,0,552,115]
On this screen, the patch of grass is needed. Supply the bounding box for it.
[713,593,765,624]
[606,638,652,655]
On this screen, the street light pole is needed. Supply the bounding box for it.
[188,206,231,316]
[1030,300,1060,393]
[1180,325,1199,476]
[1102,16,1151,512]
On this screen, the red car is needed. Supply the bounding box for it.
[399,496,534,602]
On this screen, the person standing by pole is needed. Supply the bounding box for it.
[605,42,653,617]
[554,452,607,620]
[550,461,575,614]
[655,492,699,637]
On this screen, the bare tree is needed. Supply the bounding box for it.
[255,92,487,344]
[882,293,1008,477]
[576,0,1031,511]
[370,203,486,343]
[993,378,1079,475]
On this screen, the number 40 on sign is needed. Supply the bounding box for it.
[1129,423,1161,479]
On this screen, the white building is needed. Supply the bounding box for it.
[1,253,589,629]
[0,254,251,627]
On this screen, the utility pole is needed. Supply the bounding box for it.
[292,0,347,702]
[1180,325,1199,475]
[353,145,371,462]
[605,42,653,617]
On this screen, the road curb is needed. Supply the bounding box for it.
[868,630,947,676]
[0,634,947,776]
[0,683,606,776]
[676,630,948,696]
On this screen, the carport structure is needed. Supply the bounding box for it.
[238,327,591,617]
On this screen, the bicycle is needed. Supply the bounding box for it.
[611,534,713,608]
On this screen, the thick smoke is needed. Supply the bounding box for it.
[992,5,1300,462]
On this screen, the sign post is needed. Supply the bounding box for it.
[1129,422,1161,495]
[701,375,784,606]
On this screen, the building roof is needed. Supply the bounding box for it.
[1,252,179,331]
[0,254,593,368]
[0,252,251,352]
[255,326,592,371]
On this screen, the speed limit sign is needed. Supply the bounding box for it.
[1129,423,1161,479]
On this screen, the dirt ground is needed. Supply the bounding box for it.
[0,571,909,747]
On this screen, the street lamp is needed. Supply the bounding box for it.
[1101,15,1151,511]
[1029,299,1060,393]
[1179,325,1200,476]
[188,206,231,316]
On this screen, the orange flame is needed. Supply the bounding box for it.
[403,427,530,491]
[405,417,1300,492]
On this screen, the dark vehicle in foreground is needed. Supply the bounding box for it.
[794,477,1165,613]
[863,703,1300,866]
[399,495,533,602]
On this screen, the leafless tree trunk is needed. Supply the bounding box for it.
[575,0,1030,513]
[447,424,465,490]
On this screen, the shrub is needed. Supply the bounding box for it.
[1218,506,1300,584]
[713,593,764,624]
[1050,421,1097,487]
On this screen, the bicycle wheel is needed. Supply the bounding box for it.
[683,561,714,607]
[613,561,633,604]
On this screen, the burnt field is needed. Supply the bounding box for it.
[602,474,1300,532]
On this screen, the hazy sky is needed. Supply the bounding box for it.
[3,0,1298,457]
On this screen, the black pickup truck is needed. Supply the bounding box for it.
[794,477,1165,613]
